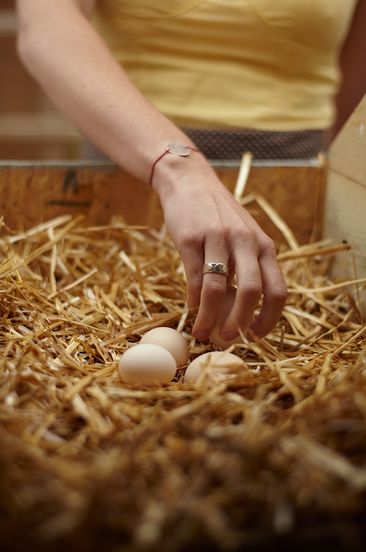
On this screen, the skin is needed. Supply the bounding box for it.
[15,1,366,342]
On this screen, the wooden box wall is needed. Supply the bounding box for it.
[0,160,326,246]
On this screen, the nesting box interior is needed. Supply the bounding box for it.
[0,113,366,552]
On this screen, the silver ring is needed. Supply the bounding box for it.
[203,262,228,276]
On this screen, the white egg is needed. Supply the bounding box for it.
[140,326,189,366]
[184,351,246,384]
[209,286,241,349]
[118,343,177,385]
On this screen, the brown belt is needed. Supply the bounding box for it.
[83,128,324,162]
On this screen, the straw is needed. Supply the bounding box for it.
[0,211,366,551]
[234,151,253,202]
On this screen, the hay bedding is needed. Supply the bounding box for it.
[0,211,366,552]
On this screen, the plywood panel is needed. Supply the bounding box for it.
[0,163,325,246]
[324,95,366,316]
[0,166,161,230]
[238,164,325,246]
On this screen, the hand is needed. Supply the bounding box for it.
[153,153,287,342]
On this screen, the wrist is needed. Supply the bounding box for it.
[151,146,213,196]
[149,143,198,186]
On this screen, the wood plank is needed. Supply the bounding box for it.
[324,94,366,316]
[0,163,325,246]
[0,167,160,230]
[217,162,325,245]
[324,170,366,268]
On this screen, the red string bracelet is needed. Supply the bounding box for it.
[149,143,199,186]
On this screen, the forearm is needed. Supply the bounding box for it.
[16,0,287,341]
[16,0,195,182]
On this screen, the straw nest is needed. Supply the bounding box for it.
[0,210,366,552]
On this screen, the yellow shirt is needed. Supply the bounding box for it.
[93,0,357,131]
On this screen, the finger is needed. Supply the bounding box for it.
[179,241,204,309]
[250,248,287,337]
[220,246,262,341]
[192,239,228,340]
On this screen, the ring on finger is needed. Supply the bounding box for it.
[202,262,228,276]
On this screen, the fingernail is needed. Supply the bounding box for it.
[221,331,238,342]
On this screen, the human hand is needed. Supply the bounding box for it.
[152,152,287,342]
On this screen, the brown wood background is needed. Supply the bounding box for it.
[0,1,81,160]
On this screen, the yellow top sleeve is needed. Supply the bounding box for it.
[93,0,357,131]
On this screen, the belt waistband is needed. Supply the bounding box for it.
[83,128,324,162]
[183,128,323,160]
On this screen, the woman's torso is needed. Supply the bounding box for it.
[93,0,358,131]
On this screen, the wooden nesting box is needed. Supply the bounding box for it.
[0,158,325,247]
[1,116,366,552]
[1,93,365,312]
